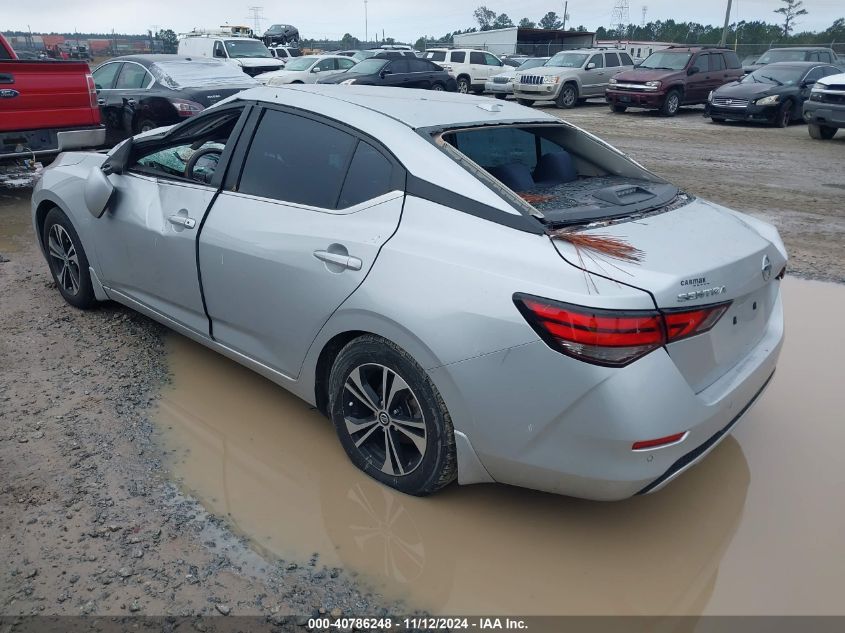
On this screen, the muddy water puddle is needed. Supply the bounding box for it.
[155,277,845,615]
[0,189,33,253]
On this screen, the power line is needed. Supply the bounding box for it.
[611,0,630,36]
[246,6,264,34]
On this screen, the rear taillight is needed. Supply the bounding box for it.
[514,294,730,367]
[85,74,97,108]
[169,98,204,117]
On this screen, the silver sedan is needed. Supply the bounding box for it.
[32,86,786,499]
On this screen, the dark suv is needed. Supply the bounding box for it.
[606,46,744,116]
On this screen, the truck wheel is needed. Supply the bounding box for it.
[610,104,627,113]
[516,98,535,107]
[808,123,837,140]
[660,89,681,116]
[556,83,578,109]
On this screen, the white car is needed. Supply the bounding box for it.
[485,57,550,99]
[268,46,303,65]
[424,48,505,94]
[256,55,357,85]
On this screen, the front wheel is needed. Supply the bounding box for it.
[808,123,837,140]
[775,101,793,128]
[430,82,445,91]
[329,335,458,496]
[43,208,97,309]
[660,89,681,116]
[556,83,577,109]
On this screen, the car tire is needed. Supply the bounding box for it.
[660,89,681,116]
[610,104,627,113]
[710,117,726,123]
[328,335,458,496]
[494,93,506,99]
[431,82,445,91]
[775,100,793,128]
[456,76,471,94]
[134,118,158,134]
[42,207,97,310]
[516,98,535,107]
[808,123,837,140]
[556,83,578,109]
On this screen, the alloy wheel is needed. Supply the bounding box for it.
[667,93,679,114]
[560,86,576,107]
[47,224,80,296]
[342,363,428,476]
[457,79,469,94]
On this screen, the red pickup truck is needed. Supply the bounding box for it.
[1,33,104,164]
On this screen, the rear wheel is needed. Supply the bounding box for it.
[456,76,470,94]
[430,82,445,91]
[516,98,535,107]
[42,208,96,310]
[329,335,457,496]
[134,118,158,134]
[610,104,627,113]
[775,100,793,128]
[660,89,681,116]
[556,83,578,109]
[808,123,837,140]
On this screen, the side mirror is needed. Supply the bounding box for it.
[84,166,116,218]
[688,66,699,76]
[379,69,390,78]
[102,138,133,176]
[312,66,321,73]
[586,62,596,70]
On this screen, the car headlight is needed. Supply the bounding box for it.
[755,95,780,106]
[609,77,617,85]
[340,79,356,85]
[645,80,661,88]
[708,90,713,102]
[543,76,560,85]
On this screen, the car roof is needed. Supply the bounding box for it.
[761,61,834,68]
[765,46,831,51]
[105,54,224,65]
[235,84,558,130]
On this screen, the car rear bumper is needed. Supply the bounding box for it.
[0,125,105,159]
[429,286,784,500]
[705,103,780,123]
[606,89,665,108]
[803,99,845,128]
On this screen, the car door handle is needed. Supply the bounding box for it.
[313,249,362,271]
[168,215,196,229]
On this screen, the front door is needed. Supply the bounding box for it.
[581,53,607,96]
[198,107,405,378]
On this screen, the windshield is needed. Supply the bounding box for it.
[757,50,810,64]
[742,66,805,86]
[150,60,258,89]
[639,51,692,70]
[545,53,588,68]
[284,56,318,71]
[517,58,548,71]
[224,39,272,59]
[346,58,388,75]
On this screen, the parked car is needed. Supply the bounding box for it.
[513,48,634,109]
[706,62,842,127]
[263,24,300,46]
[803,70,845,139]
[0,32,103,167]
[268,45,303,64]
[370,50,417,59]
[743,47,839,74]
[316,57,456,91]
[178,33,284,77]
[32,85,786,500]
[424,48,505,94]
[485,57,549,99]
[256,55,356,85]
[607,46,744,116]
[91,55,258,140]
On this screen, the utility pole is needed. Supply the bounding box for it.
[364,0,368,45]
[719,0,732,47]
[562,1,568,30]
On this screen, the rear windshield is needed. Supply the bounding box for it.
[150,60,259,89]
[639,51,692,70]
[439,125,680,227]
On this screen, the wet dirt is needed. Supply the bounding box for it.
[547,103,845,284]
[156,277,845,616]
[0,188,32,253]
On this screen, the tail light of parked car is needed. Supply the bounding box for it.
[513,294,730,367]
[169,98,205,117]
[85,74,98,109]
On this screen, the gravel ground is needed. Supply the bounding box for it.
[0,189,397,625]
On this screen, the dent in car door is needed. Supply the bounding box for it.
[199,108,405,378]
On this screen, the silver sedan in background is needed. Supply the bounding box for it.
[485,57,549,99]
[32,86,786,499]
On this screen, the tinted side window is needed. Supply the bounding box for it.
[588,54,604,69]
[213,41,226,58]
[620,53,634,65]
[389,59,410,73]
[804,67,824,83]
[337,142,394,208]
[711,54,726,71]
[428,51,446,62]
[93,62,121,89]
[115,63,150,89]
[820,52,832,63]
[724,51,741,69]
[605,52,620,67]
[239,110,356,209]
[694,54,710,72]
[470,51,485,64]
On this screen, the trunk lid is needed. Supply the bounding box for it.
[185,87,254,109]
[552,199,787,392]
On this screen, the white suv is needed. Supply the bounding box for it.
[269,46,303,65]
[424,48,505,94]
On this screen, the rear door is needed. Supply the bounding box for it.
[199,106,405,378]
[103,61,153,136]
[469,51,488,84]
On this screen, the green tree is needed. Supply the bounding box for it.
[493,13,514,29]
[156,28,177,53]
[519,17,536,28]
[474,6,497,31]
[774,0,808,36]
[340,32,360,48]
[539,12,562,30]
[414,36,426,50]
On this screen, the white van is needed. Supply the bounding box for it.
[178,34,284,77]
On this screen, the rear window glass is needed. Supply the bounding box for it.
[150,60,258,89]
[115,63,150,89]
[620,53,634,65]
[447,127,559,171]
[450,51,466,63]
[605,53,620,67]
[337,142,394,208]
[239,110,356,209]
[723,51,741,69]
[427,51,446,62]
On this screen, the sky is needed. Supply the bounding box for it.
[2,0,842,42]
